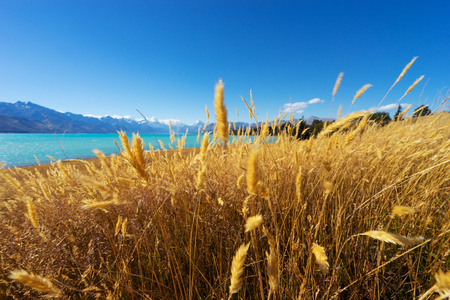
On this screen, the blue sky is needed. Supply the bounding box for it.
[0,0,449,124]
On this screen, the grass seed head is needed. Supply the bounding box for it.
[214,79,229,144]
[352,84,373,104]
[9,269,62,298]
[323,181,333,196]
[266,244,279,296]
[435,270,450,294]
[402,75,425,98]
[245,215,263,232]
[312,243,329,273]
[333,72,344,97]
[390,205,415,217]
[246,148,259,195]
[229,242,251,296]
[394,56,418,85]
[26,198,39,229]
[205,104,210,120]
[361,230,424,246]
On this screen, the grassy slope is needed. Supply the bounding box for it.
[0,113,449,299]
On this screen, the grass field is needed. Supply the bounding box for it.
[1,75,449,299]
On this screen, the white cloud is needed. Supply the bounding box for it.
[283,102,307,113]
[377,103,411,111]
[307,98,324,104]
[283,98,325,113]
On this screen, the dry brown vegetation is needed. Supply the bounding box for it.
[1,71,450,299]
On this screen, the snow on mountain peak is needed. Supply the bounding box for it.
[159,119,185,126]
[83,114,103,119]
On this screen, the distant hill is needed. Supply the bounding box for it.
[0,101,335,134]
[0,113,52,133]
[305,116,335,125]
[0,101,214,134]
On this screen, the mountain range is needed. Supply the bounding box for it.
[0,101,214,134]
[0,101,333,133]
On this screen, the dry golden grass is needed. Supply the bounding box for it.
[245,215,263,232]
[312,243,329,274]
[391,205,415,217]
[214,78,229,144]
[229,242,251,297]
[0,67,449,299]
[9,269,61,298]
[352,83,372,104]
[360,230,425,246]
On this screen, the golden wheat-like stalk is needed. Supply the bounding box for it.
[57,160,76,182]
[357,112,371,135]
[93,149,113,176]
[323,181,333,196]
[352,84,372,104]
[132,133,146,171]
[250,89,256,116]
[26,198,39,229]
[121,217,128,237]
[337,105,343,119]
[397,104,412,120]
[333,72,344,97]
[241,95,254,120]
[9,269,62,297]
[296,166,302,202]
[229,242,250,297]
[397,75,425,104]
[360,230,424,246]
[200,133,209,164]
[395,56,418,85]
[435,270,450,296]
[377,56,418,108]
[214,79,229,144]
[263,226,276,248]
[236,172,245,188]
[119,133,149,182]
[246,148,259,195]
[205,104,210,119]
[196,165,206,189]
[418,270,450,300]
[312,243,329,273]
[82,200,117,211]
[1,171,24,194]
[266,244,279,297]
[115,215,123,236]
[245,215,263,232]
[318,111,368,138]
[119,130,133,160]
[390,205,415,217]
[435,269,450,291]
[259,120,269,142]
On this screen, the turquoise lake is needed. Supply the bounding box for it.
[0,133,204,168]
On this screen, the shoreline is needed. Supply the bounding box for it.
[15,147,200,174]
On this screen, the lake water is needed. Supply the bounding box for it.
[0,133,204,167]
[0,133,259,168]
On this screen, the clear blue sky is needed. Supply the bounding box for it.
[1,0,449,124]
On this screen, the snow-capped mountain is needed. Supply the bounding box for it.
[0,101,211,133]
[0,101,334,134]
